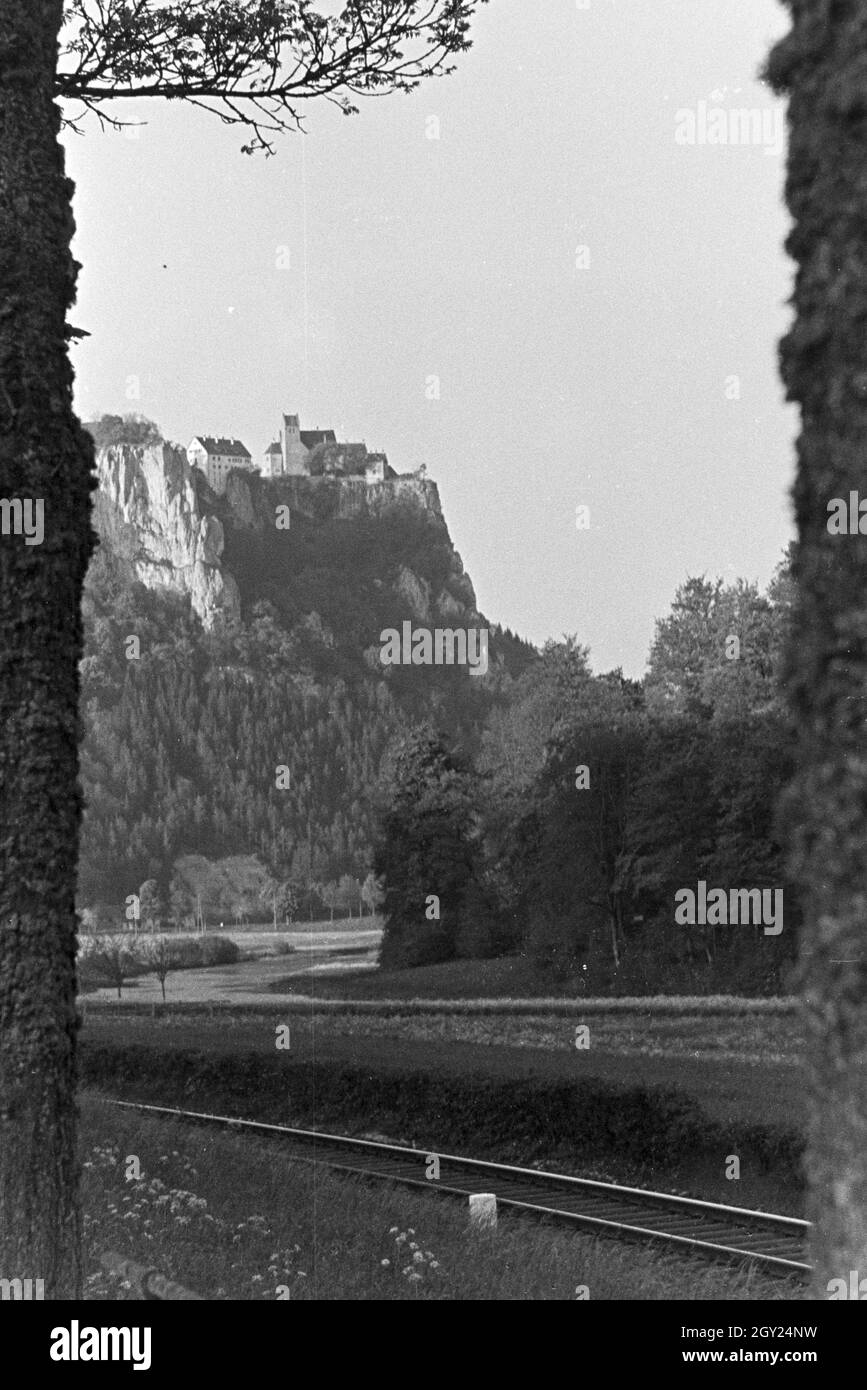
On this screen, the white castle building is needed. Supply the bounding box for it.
[263,414,336,477]
[187,436,254,494]
[262,412,396,483]
[188,412,403,494]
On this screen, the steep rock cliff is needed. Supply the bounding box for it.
[93,443,240,630]
[92,446,481,639]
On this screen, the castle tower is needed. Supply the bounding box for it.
[281,413,309,476]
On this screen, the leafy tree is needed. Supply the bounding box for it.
[477,639,592,921]
[337,872,361,918]
[318,880,340,923]
[138,878,166,931]
[259,876,298,928]
[0,0,484,1294]
[141,935,176,1002]
[78,934,142,999]
[374,727,477,968]
[478,638,592,797]
[361,870,383,917]
[84,413,162,451]
[278,880,300,926]
[644,576,782,720]
[168,875,196,932]
[626,716,718,916]
[528,676,648,972]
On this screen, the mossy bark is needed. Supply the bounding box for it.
[0,0,95,1297]
[768,3,867,1292]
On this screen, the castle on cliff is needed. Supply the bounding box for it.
[187,412,405,495]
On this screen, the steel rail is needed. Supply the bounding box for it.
[109,1099,810,1276]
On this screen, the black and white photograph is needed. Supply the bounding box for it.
[0,0,864,1357]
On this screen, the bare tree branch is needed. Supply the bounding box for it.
[56,0,487,154]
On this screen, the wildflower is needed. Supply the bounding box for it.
[412,1251,424,1264]
[380,1259,391,1268]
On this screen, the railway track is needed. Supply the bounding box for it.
[110,1099,810,1276]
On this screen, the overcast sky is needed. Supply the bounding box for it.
[64,0,794,677]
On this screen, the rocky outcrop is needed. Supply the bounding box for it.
[93,446,481,636]
[93,444,240,630]
[395,566,432,623]
[228,472,444,525]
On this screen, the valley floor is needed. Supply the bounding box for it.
[81,1006,804,1216]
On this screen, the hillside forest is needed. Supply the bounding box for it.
[79,417,797,995]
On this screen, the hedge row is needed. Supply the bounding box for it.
[264,991,797,1016]
[80,1042,803,1180]
[81,992,798,1019]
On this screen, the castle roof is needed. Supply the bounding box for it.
[300,429,336,450]
[192,436,251,458]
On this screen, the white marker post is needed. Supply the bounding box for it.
[469,1193,497,1228]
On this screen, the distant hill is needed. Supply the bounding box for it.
[79,438,536,908]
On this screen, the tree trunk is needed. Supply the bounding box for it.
[606,892,621,969]
[768,5,867,1293]
[0,0,94,1299]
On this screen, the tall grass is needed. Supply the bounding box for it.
[80,1096,799,1301]
[83,993,798,1018]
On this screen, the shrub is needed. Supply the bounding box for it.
[168,938,204,969]
[199,935,240,966]
[159,936,239,971]
[77,934,148,997]
[78,1042,801,1181]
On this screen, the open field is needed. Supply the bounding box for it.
[285,954,605,999]
[81,1004,804,1219]
[80,947,797,1048]
[80,1095,798,1300]
[82,974,802,1067]
[277,954,796,1004]
[79,925,380,1005]
[81,1008,803,1130]
[80,960,805,1216]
